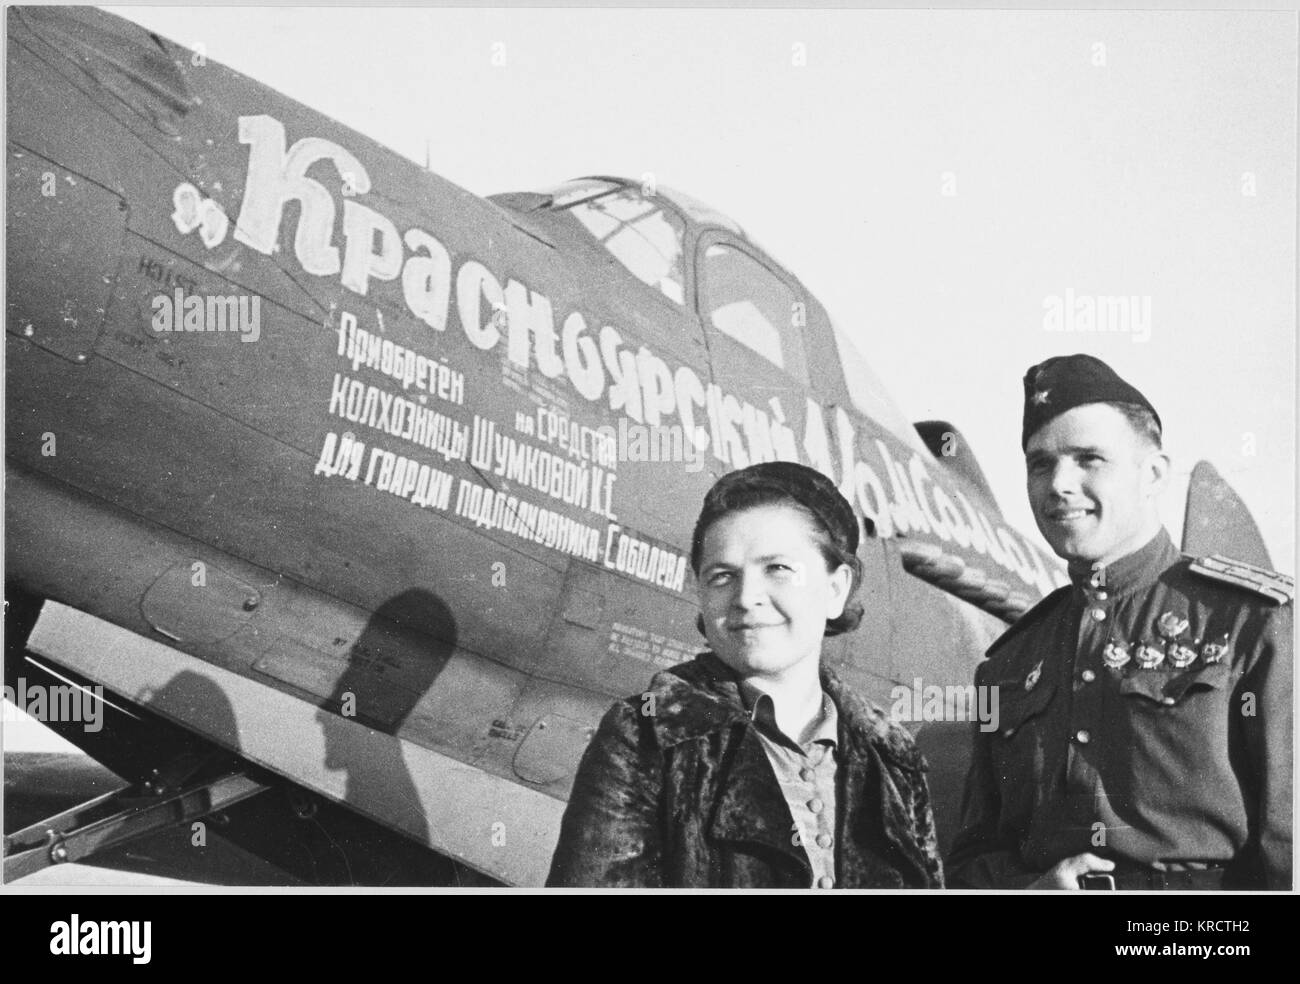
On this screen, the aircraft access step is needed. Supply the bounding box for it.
[3,750,269,882]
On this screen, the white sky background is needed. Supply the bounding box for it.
[107,5,1298,574]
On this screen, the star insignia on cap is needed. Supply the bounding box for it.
[1032,389,1051,405]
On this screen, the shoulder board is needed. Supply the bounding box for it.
[1189,554,1294,605]
[986,584,1071,658]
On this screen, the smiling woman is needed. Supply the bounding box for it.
[546,461,944,889]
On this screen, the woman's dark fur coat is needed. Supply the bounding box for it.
[547,653,944,888]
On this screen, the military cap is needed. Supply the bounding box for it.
[690,461,859,574]
[1022,353,1161,449]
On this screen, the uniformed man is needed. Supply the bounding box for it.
[948,354,1292,890]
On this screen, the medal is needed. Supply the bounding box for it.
[1024,659,1043,691]
[1157,611,1189,640]
[1201,636,1230,664]
[1102,641,1131,669]
[1135,643,1165,670]
[1167,643,1198,669]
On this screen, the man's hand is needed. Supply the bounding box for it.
[1029,853,1116,890]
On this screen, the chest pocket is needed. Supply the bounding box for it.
[1118,660,1232,707]
[990,680,1058,780]
[994,680,1057,738]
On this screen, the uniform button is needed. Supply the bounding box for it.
[1162,696,1176,706]
[1090,608,1107,622]
[1081,669,1096,683]
[817,875,834,889]
[1076,730,1090,744]
[800,768,816,782]
[1094,590,1109,601]
[807,798,825,814]
[816,833,833,849]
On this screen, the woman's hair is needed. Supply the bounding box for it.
[690,468,864,637]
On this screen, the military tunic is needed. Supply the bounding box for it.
[948,529,1292,889]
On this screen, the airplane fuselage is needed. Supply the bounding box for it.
[5,7,1063,884]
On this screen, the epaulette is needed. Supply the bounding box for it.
[1189,555,1294,605]
[986,584,1071,658]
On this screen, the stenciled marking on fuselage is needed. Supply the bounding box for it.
[176,112,1060,596]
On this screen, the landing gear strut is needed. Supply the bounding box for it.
[3,750,268,882]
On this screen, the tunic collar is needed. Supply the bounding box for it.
[1066,527,1178,598]
[739,681,839,751]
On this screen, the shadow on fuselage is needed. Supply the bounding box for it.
[305,588,490,885]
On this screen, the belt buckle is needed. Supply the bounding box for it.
[1078,873,1116,890]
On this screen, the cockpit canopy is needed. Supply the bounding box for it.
[543,178,689,306]
[490,176,930,457]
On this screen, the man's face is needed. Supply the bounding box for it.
[1025,403,1167,566]
[697,503,851,685]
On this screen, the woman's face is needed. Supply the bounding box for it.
[696,502,853,684]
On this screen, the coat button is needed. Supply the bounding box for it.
[1081,669,1096,683]
[800,768,816,782]
[1162,696,1176,705]
[807,798,825,814]
[1090,608,1106,622]
[1076,730,1091,744]
[816,833,833,848]
[816,875,834,889]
